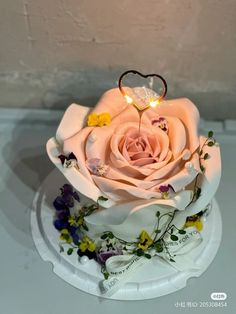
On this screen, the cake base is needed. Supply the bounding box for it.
[31,169,222,300]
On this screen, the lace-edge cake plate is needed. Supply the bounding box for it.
[31,169,222,300]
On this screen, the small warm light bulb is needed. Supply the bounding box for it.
[124,94,133,104]
[149,100,157,108]
[149,99,161,107]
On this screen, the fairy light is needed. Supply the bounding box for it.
[124,94,133,104]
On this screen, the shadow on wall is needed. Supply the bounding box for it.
[0,111,60,249]
[1,64,234,119]
[0,65,127,249]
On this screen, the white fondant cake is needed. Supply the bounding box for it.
[46,86,221,296]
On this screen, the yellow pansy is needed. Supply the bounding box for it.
[87,112,111,127]
[60,229,72,244]
[68,215,84,227]
[79,236,96,252]
[68,216,77,226]
[138,230,153,250]
[184,214,203,231]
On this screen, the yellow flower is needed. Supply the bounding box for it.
[87,113,99,126]
[68,216,77,226]
[138,230,153,250]
[98,112,111,126]
[79,236,96,252]
[77,216,84,225]
[60,229,72,244]
[87,112,111,127]
[184,214,203,231]
[68,215,84,227]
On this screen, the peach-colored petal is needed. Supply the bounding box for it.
[144,149,192,181]
[63,127,94,182]
[165,116,186,158]
[92,174,162,201]
[91,88,131,119]
[56,103,91,145]
[110,122,170,175]
[159,152,200,192]
[147,98,200,153]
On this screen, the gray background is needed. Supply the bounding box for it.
[1,0,236,119]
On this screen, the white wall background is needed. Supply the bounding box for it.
[1,0,236,119]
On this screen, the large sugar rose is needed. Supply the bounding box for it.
[47,88,221,216]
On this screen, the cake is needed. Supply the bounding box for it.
[46,72,221,296]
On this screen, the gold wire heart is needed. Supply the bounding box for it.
[118,70,167,112]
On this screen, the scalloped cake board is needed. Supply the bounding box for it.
[31,169,222,300]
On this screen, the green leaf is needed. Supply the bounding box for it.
[208,130,214,138]
[204,153,209,160]
[67,248,73,255]
[178,229,186,235]
[170,258,176,262]
[103,272,109,280]
[144,253,152,259]
[98,196,108,202]
[154,241,163,253]
[154,229,161,234]
[108,232,114,239]
[101,233,108,240]
[207,141,214,147]
[136,249,144,256]
[170,235,178,241]
[82,224,89,231]
[200,165,205,172]
[156,211,160,217]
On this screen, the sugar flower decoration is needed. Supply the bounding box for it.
[87,112,111,127]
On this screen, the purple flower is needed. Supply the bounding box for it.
[68,226,79,244]
[96,250,122,265]
[77,249,96,260]
[86,158,109,176]
[152,116,168,132]
[58,152,77,165]
[60,184,80,207]
[159,185,170,193]
[54,219,69,230]
[53,196,67,211]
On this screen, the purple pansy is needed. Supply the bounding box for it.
[96,250,122,265]
[159,185,170,193]
[58,152,77,168]
[152,117,168,132]
[53,184,81,235]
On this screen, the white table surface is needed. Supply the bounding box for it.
[0,108,235,314]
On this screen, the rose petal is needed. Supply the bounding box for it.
[63,127,94,182]
[147,98,200,153]
[90,88,131,119]
[56,103,91,145]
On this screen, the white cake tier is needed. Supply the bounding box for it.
[31,169,222,300]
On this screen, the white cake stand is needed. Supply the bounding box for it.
[31,169,222,300]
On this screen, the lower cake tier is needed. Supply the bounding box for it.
[31,169,222,300]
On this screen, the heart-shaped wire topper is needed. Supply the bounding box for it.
[118,70,167,112]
